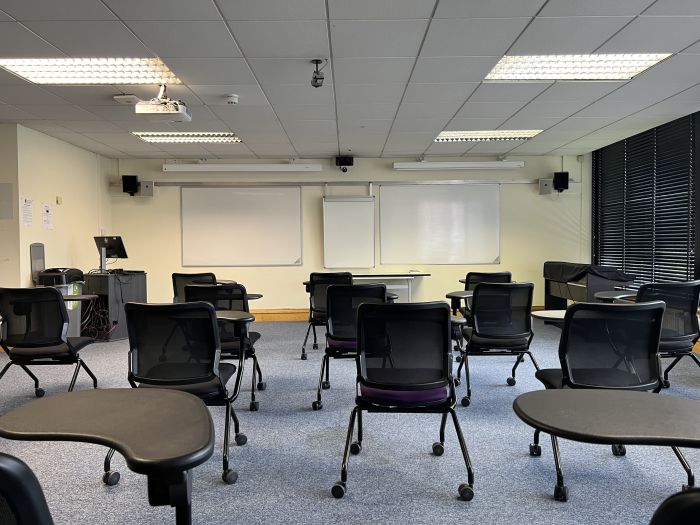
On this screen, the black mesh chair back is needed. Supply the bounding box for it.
[559,301,665,390]
[471,282,533,339]
[0,453,53,525]
[125,302,221,386]
[184,283,249,312]
[464,271,512,291]
[357,302,450,389]
[309,272,353,312]
[326,284,386,340]
[637,281,700,348]
[172,272,216,303]
[0,287,68,349]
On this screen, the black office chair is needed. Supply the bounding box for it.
[530,301,673,502]
[171,272,217,303]
[301,272,352,360]
[636,281,700,388]
[311,284,386,411]
[0,287,98,397]
[455,271,512,322]
[331,302,475,501]
[0,453,54,525]
[649,488,700,525]
[102,301,246,486]
[457,282,537,406]
[185,283,265,411]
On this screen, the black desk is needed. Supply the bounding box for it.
[446,290,473,315]
[513,390,700,500]
[594,290,637,303]
[216,310,255,323]
[0,388,214,524]
[84,272,147,341]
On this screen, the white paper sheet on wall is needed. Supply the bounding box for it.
[42,203,53,230]
[21,197,32,226]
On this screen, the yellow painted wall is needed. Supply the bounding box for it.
[113,155,591,307]
[16,126,115,286]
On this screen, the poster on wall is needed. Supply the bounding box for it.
[42,203,54,230]
[21,197,32,226]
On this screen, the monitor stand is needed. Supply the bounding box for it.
[99,246,108,273]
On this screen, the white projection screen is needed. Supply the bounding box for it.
[181,186,302,266]
[379,184,500,264]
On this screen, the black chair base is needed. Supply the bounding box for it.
[312,351,355,410]
[0,357,97,397]
[661,351,700,388]
[301,320,323,360]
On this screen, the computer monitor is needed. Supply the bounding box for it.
[30,243,45,285]
[94,236,128,272]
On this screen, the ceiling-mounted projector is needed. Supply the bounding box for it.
[135,84,191,122]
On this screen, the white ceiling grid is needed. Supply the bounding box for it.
[0,0,697,159]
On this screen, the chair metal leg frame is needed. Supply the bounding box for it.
[15,363,44,397]
[301,323,312,360]
[672,446,696,490]
[662,353,700,387]
[550,434,568,501]
[509,350,541,385]
[221,400,238,484]
[80,360,98,388]
[254,355,265,390]
[312,324,319,350]
[312,354,330,410]
[331,406,359,498]
[460,352,473,407]
[449,408,475,500]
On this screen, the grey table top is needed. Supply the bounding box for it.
[531,309,567,320]
[594,290,637,302]
[451,315,467,325]
[513,390,700,448]
[63,294,99,301]
[216,310,255,323]
[446,290,473,300]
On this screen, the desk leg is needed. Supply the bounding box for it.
[147,470,192,525]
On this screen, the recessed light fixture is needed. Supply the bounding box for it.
[485,54,671,81]
[133,132,241,144]
[435,130,542,142]
[0,58,181,85]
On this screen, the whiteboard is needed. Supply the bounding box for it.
[323,197,374,268]
[181,186,302,266]
[380,184,500,264]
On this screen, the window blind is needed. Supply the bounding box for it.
[592,114,697,285]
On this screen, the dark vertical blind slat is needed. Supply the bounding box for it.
[592,114,696,284]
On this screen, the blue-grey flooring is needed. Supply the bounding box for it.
[0,319,699,524]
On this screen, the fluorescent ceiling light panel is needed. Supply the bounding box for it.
[0,58,181,85]
[485,54,671,81]
[134,132,241,144]
[163,163,323,172]
[435,130,542,142]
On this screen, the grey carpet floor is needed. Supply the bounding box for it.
[1,320,699,525]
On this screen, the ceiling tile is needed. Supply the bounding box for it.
[170,121,233,132]
[412,57,500,83]
[165,58,255,84]
[454,101,524,119]
[337,118,393,134]
[335,83,405,104]
[467,141,527,154]
[84,132,147,147]
[333,58,414,84]
[189,84,268,106]
[24,21,152,57]
[510,100,587,119]
[335,103,399,119]
[0,0,116,20]
[210,104,278,124]
[395,101,463,119]
[329,0,436,19]
[0,22,64,57]
[42,86,123,106]
[423,141,470,155]
[331,20,429,58]
[219,0,326,20]
[53,120,125,133]
[510,16,633,54]
[18,121,69,133]
[403,83,478,103]
[469,83,550,103]
[276,104,336,120]
[445,117,507,131]
[539,0,653,16]
[0,84,68,105]
[200,143,255,156]
[80,105,149,121]
[0,11,11,21]
[391,116,451,133]
[249,58,333,85]
[102,0,222,21]
[435,0,545,18]
[265,84,335,106]
[597,16,700,53]
[115,84,203,105]
[127,21,241,58]
[0,104,39,120]
[421,18,530,57]
[246,143,297,156]
[112,121,176,132]
[637,0,700,16]
[0,68,27,84]
[499,114,562,130]
[548,116,620,131]
[533,81,624,103]
[229,20,329,58]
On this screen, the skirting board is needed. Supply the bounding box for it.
[251,309,308,322]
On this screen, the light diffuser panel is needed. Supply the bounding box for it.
[134,132,241,144]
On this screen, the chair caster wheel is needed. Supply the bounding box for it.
[529,444,541,456]
[331,481,346,499]
[301,353,307,361]
[35,388,45,398]
[312,343,318,350]
[454,378,461,386]
[506,377,516,386]
[458,483,474,501]
[321,380,331,390]
[235,433,247,446]
[432,442,445,456]
[611,444,626,456]
[102,470,120,486]
[222,469,238,484]
[350,442,362,455]
[662,380,670,388]
[461,396,470,407]
[249,401,259,411]
[456,355,462,362]
[453,345,461,353]
[312,401,323,411]
[682,484,693,491]
[554,485,569,502]
[257,381,267,391]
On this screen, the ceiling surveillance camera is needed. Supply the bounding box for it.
[310,59,325,88]
[225,94,239,105]
[340,166,348,173]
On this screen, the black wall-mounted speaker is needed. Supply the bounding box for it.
[122,175,139,196]
[335,156,354,167]
[553,172,569,192]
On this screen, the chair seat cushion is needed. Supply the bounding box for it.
[536,367,656,389]
[139,362,236,400]
[465,333,530,351]
[326,336,356,352]
[359,384,449,405]
[534,368,564,389]
[67,336,95,352]
[310,309,327,324]
[659,338,695,354]
[7,344,75,361]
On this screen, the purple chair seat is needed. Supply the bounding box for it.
[326,336,357,351]
[359,384,448,404]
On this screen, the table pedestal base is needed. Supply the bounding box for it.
[148,470,193,525]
